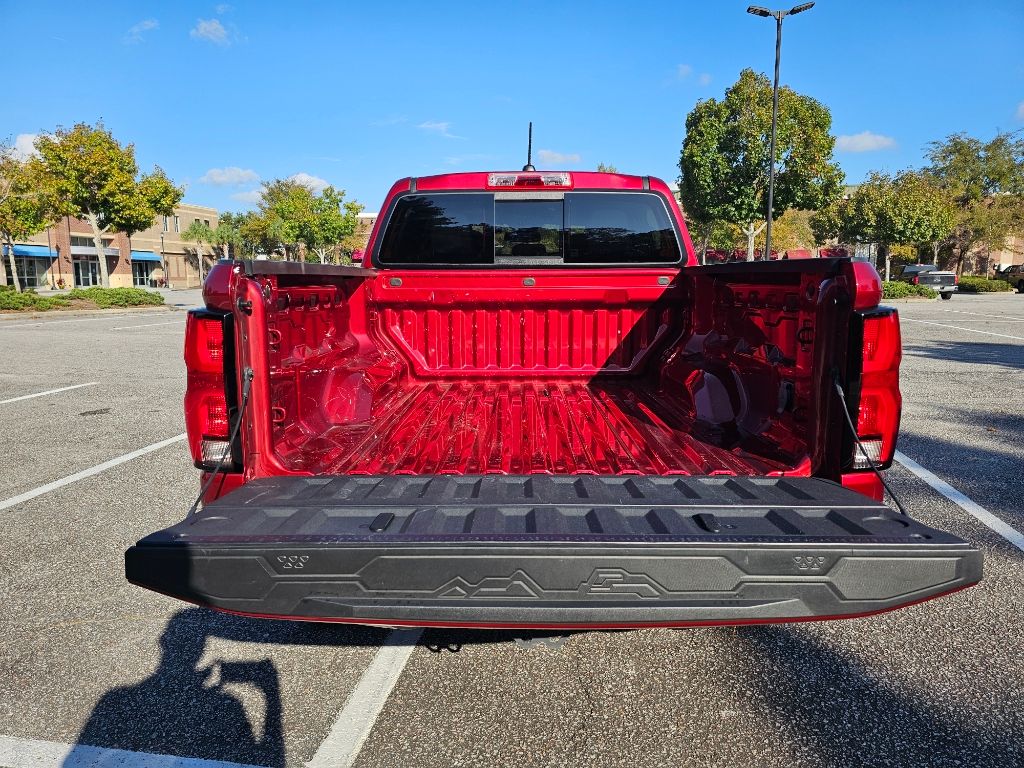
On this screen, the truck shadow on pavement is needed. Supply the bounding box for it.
[904,340,1024,371]
[735,625,1023,766]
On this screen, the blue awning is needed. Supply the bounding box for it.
[2,244,58,258]
[130,250,162,262]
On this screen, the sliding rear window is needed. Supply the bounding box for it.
[376,192,681,267]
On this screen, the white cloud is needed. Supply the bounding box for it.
[215,3,232,13]
[835,131,897,152]
[124,19,158,44]
[537,149,581,165]
[698,73,712,86]
[676,64,693,80]
[289,172,330,193]
[200,166,259,186]
[230,189,261,204]
[191,18,229,44]
[1016,101,1024,121]
[418,121,462,139]
[11,133,38,160]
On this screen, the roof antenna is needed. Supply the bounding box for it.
[522,122,535,171]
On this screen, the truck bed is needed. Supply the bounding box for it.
[126,474,981,627]
[280,378,791,476]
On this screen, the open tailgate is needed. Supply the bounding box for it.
[126,475,981,628]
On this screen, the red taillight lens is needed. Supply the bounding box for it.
[911,275,919,285]
[185,314,224,372]
[184,312,233,468]
[854,310,901,469]
[954,274,959,285]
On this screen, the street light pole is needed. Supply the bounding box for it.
[747,2,814,261]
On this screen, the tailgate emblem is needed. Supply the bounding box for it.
[793,555,826,572]
[277,554,310,569]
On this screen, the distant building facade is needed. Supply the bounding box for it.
[3,203,218,289]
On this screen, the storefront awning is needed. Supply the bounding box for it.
[2,244,58,258]
[130,250,162,262]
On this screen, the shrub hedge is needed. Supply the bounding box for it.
[956,276,1013,293]
[1,285,164,311]
[66,287,165,308]
[0,289,71,311]
[881,281,937,300]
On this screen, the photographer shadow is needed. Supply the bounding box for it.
[68,609,286,767]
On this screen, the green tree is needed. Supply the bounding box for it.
[181,220,214,283]
[35,123,182,287]
[0,144,54,292]
[813,172,958,276]
[245,179,362,263]
[925,131,1024,274]
[217,211,262,257]
[301,187,362,263]
[596,163,618,173]
[679,68,844,260]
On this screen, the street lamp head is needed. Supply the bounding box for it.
[747,5,772,16]
[789,1,815,14]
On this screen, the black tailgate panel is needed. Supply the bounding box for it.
[126,475,981,627]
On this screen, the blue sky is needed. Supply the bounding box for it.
[4,0,1023,215]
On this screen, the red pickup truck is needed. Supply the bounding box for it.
[126,171,981,629]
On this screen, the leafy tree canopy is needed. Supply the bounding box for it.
[0,144,56,291]
[679,68,844,258]
[811,172,956,248]
[924,131,1024,273]
[34,123,182,285]
[244,179,362,262]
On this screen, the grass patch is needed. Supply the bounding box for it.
[882,281,938,300]
[956,276,1013,293]
[65,287,165,308]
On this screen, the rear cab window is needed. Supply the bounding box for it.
[375,191,682,267]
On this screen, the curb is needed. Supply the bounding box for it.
[0,304,184,322]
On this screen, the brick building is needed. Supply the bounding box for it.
[3,202,218,290]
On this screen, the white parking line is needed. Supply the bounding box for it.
[0,433,186,512]
[0,382,98,405]
[0,735,263,768]
[895,451,1024,553]
[901,318,1024,341]
[0,312,165,329]
[941,309,1024,322]
[307,628,423,768]
[111,320,185,330]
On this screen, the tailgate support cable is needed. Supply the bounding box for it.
[832,375,908,516]
[188,366,254,517]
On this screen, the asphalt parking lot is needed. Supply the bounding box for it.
[1,289,1023,768]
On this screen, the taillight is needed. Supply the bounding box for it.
[852,309,901,469]
[184,311,237,471]
[911,275,919,285]
[954,274,959,285]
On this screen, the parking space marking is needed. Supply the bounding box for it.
[895,450,1024,553]
[0,735,265,768]
[901,318,1024,341]
[0,433,186,513]
[0,312,166,329]
[111,320,186,330]
[0,382,98,405]
[307,628,423,768]
[940,309,1024,322]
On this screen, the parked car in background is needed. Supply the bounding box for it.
[895,263,958,300]
[994,264,1024,292]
